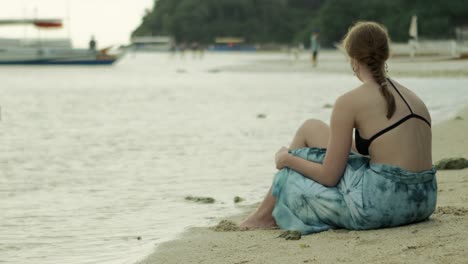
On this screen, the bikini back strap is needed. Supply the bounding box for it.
[387,78,413,114]
[367,113,431,143]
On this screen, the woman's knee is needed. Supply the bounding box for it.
[301,119,328,132]
[290,119,330,149]
[299,119,330,148]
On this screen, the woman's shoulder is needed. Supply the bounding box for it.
[389,79,431,121]
[334,83,386,121]
[332,86,367,118]
[338,84,377,107]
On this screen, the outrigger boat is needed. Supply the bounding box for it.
[0,18,124,65]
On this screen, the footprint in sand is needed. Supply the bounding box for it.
[212,220,280,232]
[211,220,240,231]
[435,206,468,216]
[278,230,302,240]
[402,244,424,251]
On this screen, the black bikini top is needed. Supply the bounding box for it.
[354,78,431,155]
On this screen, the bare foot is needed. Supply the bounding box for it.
[239,214,278,230]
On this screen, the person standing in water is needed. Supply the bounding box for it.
[89,35,97,51]
[310,31,320,67]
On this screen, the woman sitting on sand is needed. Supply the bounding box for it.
[240,21,437,233]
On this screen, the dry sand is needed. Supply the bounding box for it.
[138,111,468,264]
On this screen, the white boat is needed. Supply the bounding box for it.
[0,19,124,65]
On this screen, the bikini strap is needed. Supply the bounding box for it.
[387,78,413,114]
[368,113,431,142]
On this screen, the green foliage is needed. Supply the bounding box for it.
[132,0,468,46]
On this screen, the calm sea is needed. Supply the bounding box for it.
[1,52,467,264]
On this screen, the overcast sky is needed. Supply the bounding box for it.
[0,0,154,48]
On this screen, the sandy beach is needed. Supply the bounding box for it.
[138,106,468,263]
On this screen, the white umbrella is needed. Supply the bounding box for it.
[409,15,418,40]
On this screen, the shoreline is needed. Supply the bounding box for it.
[215,50,468,77]
[137,105,468,263]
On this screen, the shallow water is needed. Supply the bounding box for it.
[0,52,467,264]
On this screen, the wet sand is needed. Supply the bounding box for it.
[218,50,468,77]
[138,110,468,263]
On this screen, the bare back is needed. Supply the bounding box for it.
[353,79,432,172]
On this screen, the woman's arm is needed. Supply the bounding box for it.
[277,94,355,187]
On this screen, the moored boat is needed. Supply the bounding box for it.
[0,19,124,65]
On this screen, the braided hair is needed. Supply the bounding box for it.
[342,21,395,119]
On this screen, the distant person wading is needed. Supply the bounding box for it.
[310,31,320,67]
[240,21,436,235]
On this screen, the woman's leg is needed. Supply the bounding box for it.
[290,119,330,149]
[239,187,277,229]
[240,119,330,229]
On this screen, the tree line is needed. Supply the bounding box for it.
[132,0,468,47]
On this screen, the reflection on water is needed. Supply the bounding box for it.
[0,52,467,264]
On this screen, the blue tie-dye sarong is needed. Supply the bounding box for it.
[272,148,437,234]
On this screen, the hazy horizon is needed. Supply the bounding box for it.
[0,0,154,48]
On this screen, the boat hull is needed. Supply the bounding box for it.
[0,45,123,65]
[0,58,117,65]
